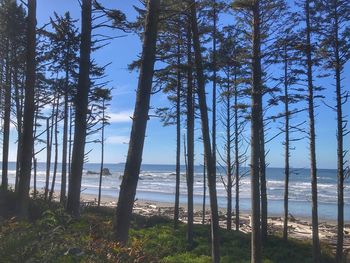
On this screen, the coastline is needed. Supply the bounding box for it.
[79,193,350,255]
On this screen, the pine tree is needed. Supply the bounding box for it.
[294,1,323,260]
[17,0,37,218]
[217,25,249,231]
[66,0,92,216]
[317,1,350,260]
[188,0,220,261]
[114,0,161,244]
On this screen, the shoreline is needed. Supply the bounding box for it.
[79,193,350,255]
[79,192,346,224]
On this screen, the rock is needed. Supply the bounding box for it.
[87,170,98,175]
[102,168,111,176]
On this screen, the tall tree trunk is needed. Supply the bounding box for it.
[226,76,232,231]
[45,117,51,200]
[60,68,69,204]
[334,6,344,261]
[14,63,23,193]
[234,71,240,232]
[212,0,217,193]
[305,1,320,261]
[98,99,105,207]
[174,36,181,228]
[1,41,11,191]
[113,0,160,244]
[66,0,92,216]
[259,117,267,242]
[283,46,290,240]
[49,98,59,201]
[188,1,220,262]
[33,158,37,197]
[32,110,39,198]
[186,21,194,248]
[68,103,73,187]
[202,155,206,224]
[17,0,37,218]
[251,0,262,262]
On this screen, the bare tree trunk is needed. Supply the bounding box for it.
[212,0,217,195]
[1,41,11,191]
[234,74,240,232]
[225,74,232,231]
[14,63,23,193]
[174,37,181,228]
[45,117,51,200]
[98,99,105,207]
[202,155,206,225]
[305,1,320,261]
[186,20,194,248]
[259,119,267,243]
[334,8,344,261]
[49,98,59,201]
[66,0,92,216]
[60,68,69,204]
[251,0,262,262]
[33,158,37,198]
[283,46,290,241]
[188,1,220,261]
[17,0,37,218]
[32,110,39,198]
[113,0,160,244]
[68,103,73,188]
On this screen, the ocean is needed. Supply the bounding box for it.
[4,162,349,221]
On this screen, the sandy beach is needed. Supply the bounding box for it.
[78,193,350,258]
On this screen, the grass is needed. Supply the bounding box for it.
[0,193,335,263]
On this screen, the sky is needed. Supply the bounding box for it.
[7,0,350,169]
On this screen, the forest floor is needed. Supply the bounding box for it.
[0,191,347,263]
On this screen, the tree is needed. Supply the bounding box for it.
[114,0,161,244]
[16,0,37,218]
[294,1,322,260]
[317,1,350,260]
[188,0,220,261]
[0,0,26,192]
[91,88,111,207]
[66,0,92,216]
[269,26,306,240]
[217,25,249,231]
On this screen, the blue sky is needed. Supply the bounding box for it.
[8,0,350,169]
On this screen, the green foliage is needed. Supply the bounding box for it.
[0,204,336,263]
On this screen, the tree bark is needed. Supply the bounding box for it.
[98,99,105,207]
[333,5,344,261]
[1,40,11,191]
[251,0,262,262]
[186,20,194,248]
[66,0,92,216]
[259,116,267,243]
[212,0,217,195]
[188,1,220,262]
[226,76,232,231]
[14,63,23,193]
[49,98,59,201]
[60,67,69,204]
[174,36,181,228]
[202,155,206,224]
[113,0,160,244]
[283,45,290,240]
[305,1,320,262]
[17,0,36,218]
[45,117,51,200]
[234,72,240,232]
